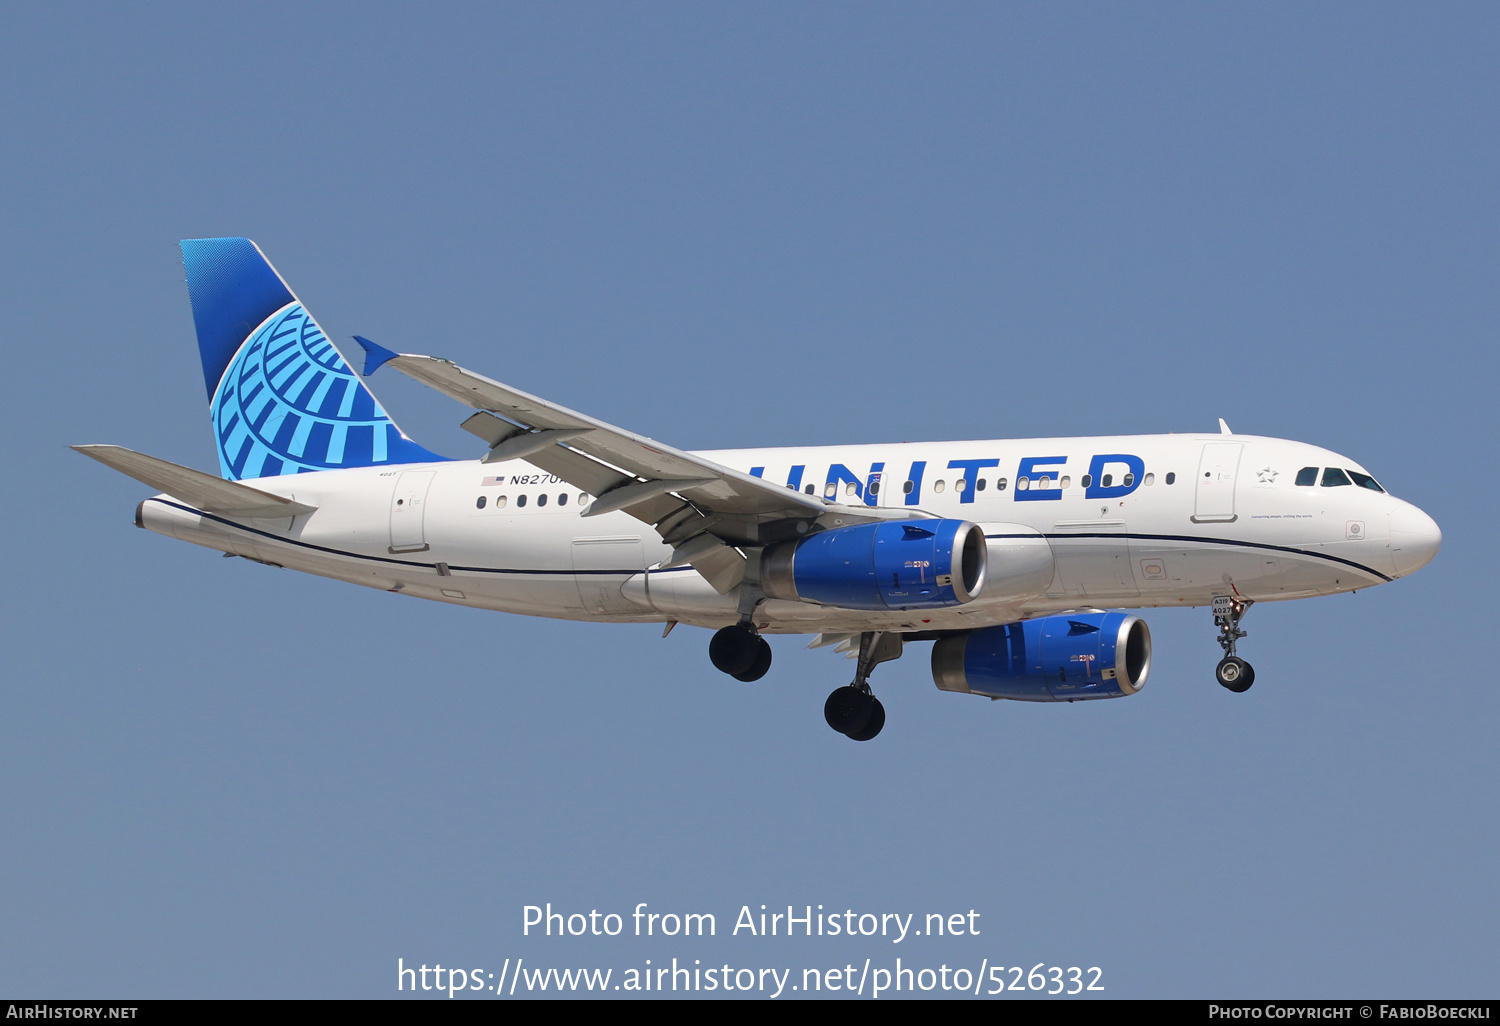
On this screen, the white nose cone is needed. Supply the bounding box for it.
[1389,503,1442,577]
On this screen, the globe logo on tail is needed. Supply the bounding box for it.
[212,302,409,479]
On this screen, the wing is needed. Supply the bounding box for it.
[357,339,920,592]
[73,445,318,518]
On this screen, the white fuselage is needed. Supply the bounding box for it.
[136,432,1440,635]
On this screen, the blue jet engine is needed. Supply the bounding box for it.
[761,519,987,611]
[931,611,1151,701]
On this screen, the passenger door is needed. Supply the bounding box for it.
[389,471,436,553]
[1193,443,1242,523]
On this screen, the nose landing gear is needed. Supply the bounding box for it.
[1212,595,1255,693]
[824,632,902,741]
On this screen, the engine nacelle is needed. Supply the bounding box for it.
[932,612,1151,701]
[762,519,986,611]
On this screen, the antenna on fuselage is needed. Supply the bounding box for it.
[1218,418,1233,435]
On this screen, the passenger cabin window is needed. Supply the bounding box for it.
[902,480,914,494]
[1165,472,1175,485]
[517,494,527,507]
[1081,475,1092,488]
[475,496,487,509]
[976,478,986,491]
[537,493,548,507]
[1144,473,1155,485]
[558,493,568,506]
[496,496,508,508]
[1122,473,1134,487]
[1321,468,1352,487]
[805,484,815,494]
[1295,467,1319,487]
[1348,471,1385,493]
[1101,474,1112,488]
[996,478,1008,491]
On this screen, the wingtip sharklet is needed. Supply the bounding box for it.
[353,335,401,377]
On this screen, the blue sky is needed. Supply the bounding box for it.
[0,2,1494,998]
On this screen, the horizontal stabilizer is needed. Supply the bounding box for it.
[72,445,318,518]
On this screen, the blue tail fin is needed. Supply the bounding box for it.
[181,238,445,480]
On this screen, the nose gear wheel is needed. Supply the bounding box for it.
[1216,656,1254,692]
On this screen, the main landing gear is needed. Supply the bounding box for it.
[709,624,773,682]
[708,625,903,740]
[1212,595,1255,693]
[823,632,903,742]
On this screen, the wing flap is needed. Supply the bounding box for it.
[372,348,922,593]
[523,444,632,499]
[383,353,827,519]
[72,445,318,518]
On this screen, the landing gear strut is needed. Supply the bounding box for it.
[710,624,772,682]
[1212,595,1255,693]
[824,632,902,741]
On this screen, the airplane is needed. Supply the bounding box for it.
[74,238,1443,741]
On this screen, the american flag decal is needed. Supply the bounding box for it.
[483,476,505,486]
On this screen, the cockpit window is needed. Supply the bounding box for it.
[1347,470,1385,493]
[1295,467,1318,487]
[1321,467,1352,487]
